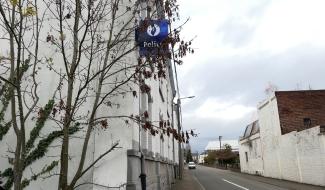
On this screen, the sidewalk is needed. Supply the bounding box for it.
[171,168,204,190]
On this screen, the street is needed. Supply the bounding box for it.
[186,165,325,190]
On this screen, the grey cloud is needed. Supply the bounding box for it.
[247,0,272,18]
[218,19,256,47]
[216,0,271,48]
[180,45,325,152]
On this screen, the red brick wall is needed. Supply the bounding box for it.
[275,90,325,134]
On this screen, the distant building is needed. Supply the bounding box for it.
[198,151,208,164]
[191,152,199,163]
[205,140,239,152]
[239,90,325,187]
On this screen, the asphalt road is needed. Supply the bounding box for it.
[188,165,325,190]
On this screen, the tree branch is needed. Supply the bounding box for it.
[0,75,17,88]
[70,142,120,186]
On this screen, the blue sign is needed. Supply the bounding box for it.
[136,19,169,57]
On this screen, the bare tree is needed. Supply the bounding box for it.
[0,0,195,189]
[0,0,46,188]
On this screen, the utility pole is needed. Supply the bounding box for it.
[176,99,183,179]
[175,96,195,179]
[219,136,223,167]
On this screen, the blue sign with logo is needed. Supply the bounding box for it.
[136,19,169,57]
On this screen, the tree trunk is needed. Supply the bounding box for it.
[58,77,74,190]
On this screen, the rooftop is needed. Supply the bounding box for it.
[205,140,239,151]
[240,120,260,140]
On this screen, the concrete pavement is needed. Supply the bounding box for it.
[172,165,325,190]
[171,168,204,190]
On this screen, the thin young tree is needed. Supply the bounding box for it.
[0,0,46,188]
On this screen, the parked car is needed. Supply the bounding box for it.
[188,162,196,169]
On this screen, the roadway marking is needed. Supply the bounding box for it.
[192,174,206,190]
[222,179,249,190]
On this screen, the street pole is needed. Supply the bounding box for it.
[176,99,183,179]
[219,136,222,167]
[175,96,195,179]
[171,97,176,179]
[197,152,199,163]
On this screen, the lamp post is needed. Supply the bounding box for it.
[175,95,195,179]
[219,135,223,167]
[179,96,195,100]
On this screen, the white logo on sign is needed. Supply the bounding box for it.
[147,24,160,37]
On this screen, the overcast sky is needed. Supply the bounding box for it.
[175,0,325,152]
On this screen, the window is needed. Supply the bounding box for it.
[147,98,153,152]
[148,93,153,103]
[159,111,164,156]
[140,92,148,151]
[320,125,325,133]
[245,152,248,162]
[159,86,165,102]
[303,118,311,127]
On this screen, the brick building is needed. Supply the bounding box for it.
[275,90,325,134]
[239,90,325,186]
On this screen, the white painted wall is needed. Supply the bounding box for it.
[0,0,179,189]
[239,133,264,175]
[240,95,325,186]
[258,97,283,179]
[288,127,325,185]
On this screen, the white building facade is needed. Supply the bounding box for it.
[198,152,207,164]
[239,121,264,176]
[0,0,182,189]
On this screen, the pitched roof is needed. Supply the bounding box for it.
[241,120,259,140]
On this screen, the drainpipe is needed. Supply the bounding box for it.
[171,95,176,179]
[138,104,147,190]
[138,64,146,190]
[138,106,147,190]
[140,154,146,190]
